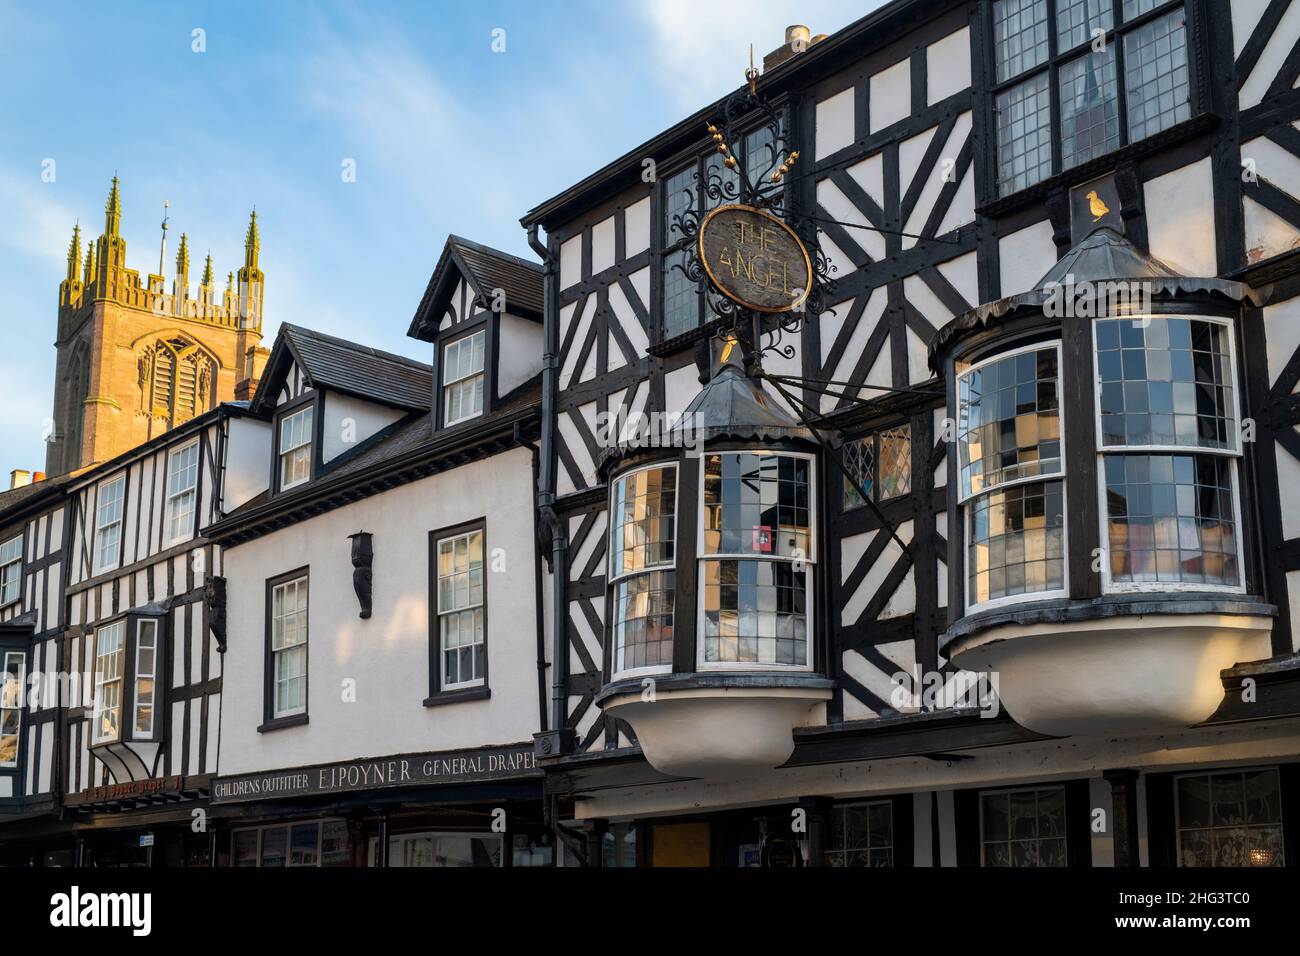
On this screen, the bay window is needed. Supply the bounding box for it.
[958,344,1066,609]
[1094,316,1243,590]
[93,474,125,574]
[278,405,314,491]
[0,651,25,767]
[992,0,1193,196]
[0,535,21,607]
[92,620,125,743]
[165,439,200,545]
[133,619,158,736]
[700,451,813,669]
[609,464,677,675]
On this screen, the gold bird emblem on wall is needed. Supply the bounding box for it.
[1087,190,1110,222]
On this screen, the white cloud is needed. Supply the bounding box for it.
[0,165,80,265]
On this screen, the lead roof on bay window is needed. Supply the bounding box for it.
[928,228,1265,369]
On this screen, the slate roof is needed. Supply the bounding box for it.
[258,324,434,413]
[409,235,544,340]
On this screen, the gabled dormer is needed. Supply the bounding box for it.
[250,324,433,496]
[408,236,543,430]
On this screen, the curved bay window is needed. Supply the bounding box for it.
[700,451,813,669]
[1094,315,1243,590]
[957,343,1066,609]
[609,464,678,677]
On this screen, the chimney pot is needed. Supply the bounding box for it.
[33,472,46,483]
[785,24,811,47]
[9,470,31,490]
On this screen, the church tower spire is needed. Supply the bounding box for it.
[237,208,264,331]
[200,250,213,287]
[65,225,81,284]
[104,176,121,237]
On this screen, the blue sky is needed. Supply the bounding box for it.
[0,0,882,479]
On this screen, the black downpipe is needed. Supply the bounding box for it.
[527,223,572,775]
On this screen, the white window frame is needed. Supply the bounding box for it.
[0,651,26,768]
[607,461,680,681]
[695,450,817,673]
[91,620,126,744]
[164,439,201,546]
[436,528,486,691]
[278,406,314,492]
[92,474,126,576]
[271,574,309,718]
[957,341,1070,614]
[1090,314,1246,596]
[442,329,486,427]
[0,534,22,608]
[133,618,158,737]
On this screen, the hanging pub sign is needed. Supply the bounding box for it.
[699,203,812,314]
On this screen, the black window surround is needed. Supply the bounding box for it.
[435,321,491,431]
[269,392,322,497]
[840,424,913,512]
[0,531,23,610]
[425,518,491,706]
[986,0,1203,203]
[87,610,167,748]
[260,566,310,733]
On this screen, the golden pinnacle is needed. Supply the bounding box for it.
[724,156,737,169]
[712,132,724,144]
[706,123,718,133]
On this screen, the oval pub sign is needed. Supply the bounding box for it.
[699,204,812,314]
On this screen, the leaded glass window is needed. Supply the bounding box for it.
[701,452,814,668]
[1176,769,1285,867]
[992,0,1194,196]
[958,344,1066,608]
[842,425,911,510]
[981,786,1068,867]
[1095,315,1243,591]
[609,465,677,673]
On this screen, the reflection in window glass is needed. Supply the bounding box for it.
[0,652,24,767]
[958,347,1061,498]
[1097,317,1235,450]
[878,426,912,499]
[701,559,807,666]
[1056,0,1112,51]
[1104,454,1238,586]
[701,453,813,667]
[1176,769,1285,867]
[982,787,1068,867]
[232,830,259,867]
[1059,47,1120,169]
[703,453,810,558]
[437,530,485,688]
[1124,10,1191,142]
[1122,0,1162,21]
[610,466,677,673]
[842,436,874,509]
[842,426,911,509]
[996,73,1054,195]
[827,801,893,867]
[290,823,320,866]
[968,480,1065,605]
[612,570,675,671]
[260,827,287,867]
[993,0,1050,81]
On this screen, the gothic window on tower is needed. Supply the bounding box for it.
[141,338,216,427]
[991,0,1193,196]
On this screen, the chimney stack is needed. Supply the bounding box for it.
[763,24,822,73]
[9,470,31,490]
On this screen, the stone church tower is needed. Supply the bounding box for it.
[47,178,270,476]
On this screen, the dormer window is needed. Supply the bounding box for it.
[442,330,485,426]
[279,405,314,490]
[0,535,21,607]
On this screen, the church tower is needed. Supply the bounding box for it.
[46,178,271,476]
